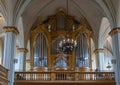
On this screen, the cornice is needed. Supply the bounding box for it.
[94,48,105,54]
[109,27,120,36]
[3,26,19,35]
[17,48,28,53]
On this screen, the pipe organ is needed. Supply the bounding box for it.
[30,10,92,71]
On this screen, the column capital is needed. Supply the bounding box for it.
[109,27,120,36]
[26,60,31,63]
[17,48,28,53]
[94,48,105,54]
[3,26,19,35]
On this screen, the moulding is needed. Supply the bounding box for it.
[109,27,120,36]
[3,26,19,35]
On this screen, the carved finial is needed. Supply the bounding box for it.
[38,17,43,25]
[80,17,86,26]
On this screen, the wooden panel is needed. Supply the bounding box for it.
[15,72,114,80]
[0,65,9,85]
[14,81,116,85]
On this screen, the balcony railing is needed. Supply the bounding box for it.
[0,65,8,79]
[0,65,9,85]
[15,71,115,81]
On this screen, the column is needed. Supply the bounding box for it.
[3,26,19,85]
[94,49,105,71]
[17,48,28,71]
[109,28,120,85]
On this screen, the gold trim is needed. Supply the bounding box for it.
[94,48,105,54]
[109,27,120,36]
[3,26,19,35]
[17,48,28,53]
[30,11,94,70]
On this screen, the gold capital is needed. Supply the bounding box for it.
[17,48,28,53]
[109,27,120,36]
[94,48,105,54]
[3,26,19,35]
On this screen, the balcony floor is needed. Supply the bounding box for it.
[14,80,116,85]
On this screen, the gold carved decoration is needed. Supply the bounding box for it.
[80,17,86,26]
[17,48,28,53]
[3,26,19,35]
[38,17,43,25]
[109,27,120,36]
[31,25,50,47]
[30,23,51,70]
[30,11,93,70]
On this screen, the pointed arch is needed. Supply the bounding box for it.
[17,17,24,47]
[99,17,111,48]
[34,31,48,67]
[76,32,89,67]
[99,17,113,70]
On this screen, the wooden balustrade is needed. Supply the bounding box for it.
[0,65,8,79]
[76,72,114,80]
[15,71,115,81]
[15,72,51,81]
[0,65,9,85]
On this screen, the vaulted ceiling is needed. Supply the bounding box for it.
[0,0,119,47]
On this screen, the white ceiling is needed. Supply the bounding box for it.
[0,0,119,47]
[21,0,103,42]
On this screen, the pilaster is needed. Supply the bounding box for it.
[17,48,28,71]
[94,48,105,70]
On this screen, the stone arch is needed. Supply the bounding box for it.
[17,17,24,48]
[99,17,111,48]
[99,17,113,70]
